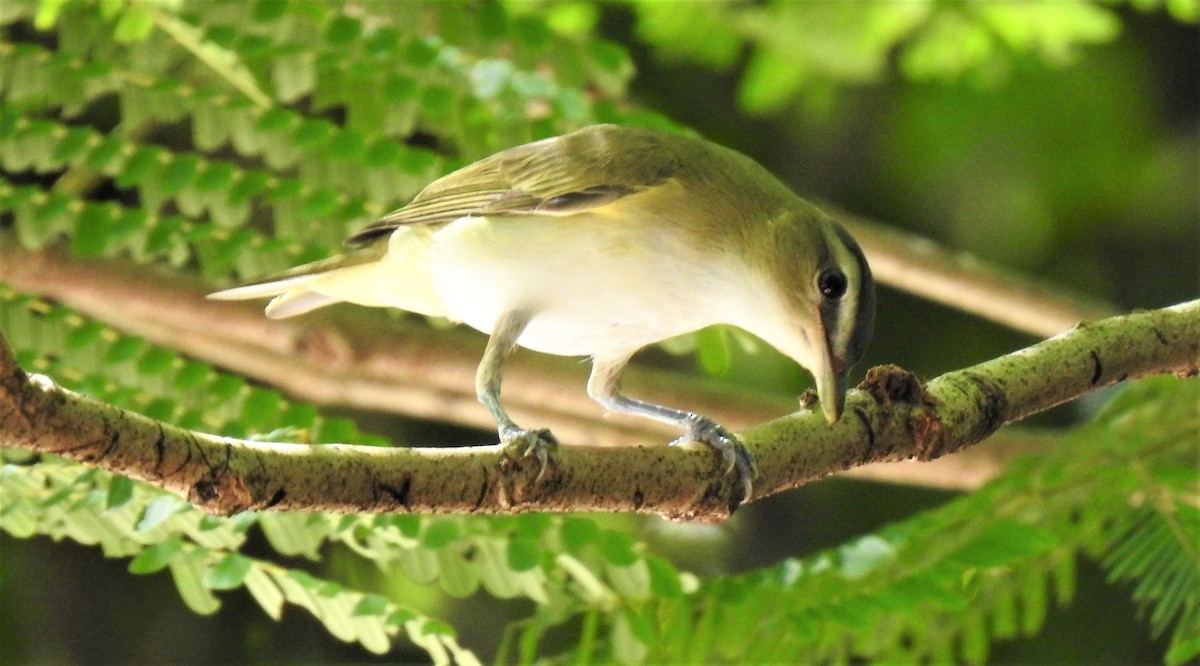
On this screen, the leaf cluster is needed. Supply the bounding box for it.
[624,0,1197,113]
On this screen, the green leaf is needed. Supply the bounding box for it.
[514,513,550,538]
[52,127,94,162]
[364,139,403,168]
[291,118,335,148]
[381,74,418,104]
[70,207,111,256]
[398,147,437,175]
[601,531,639,567]
[258,513,327,559]
[256,107,295,133]
[137,347,177,375]
[105,474,135,510]
[170,551,222,615]
[561,516,600,552]
[252,0,288,22]
[83,135,125,171]
[506,537,541,573]
[352,594,390,617]
[950,521,1059,568]
[511,14,550,49]
[241,389,282,427]
[978,3,1120,62]
[419,85,455,117]
[393,514,422,539]
[112,5,155,43]
[299,188,339,219]
[159,153,200,196]
[421,519,462,550]
[421,618,456,636]
[406,37,439,67]
[243,566,285,619]
[606,559,650,600]
[34,0,69,29]
[436,546,480,597]
[1168,627,1200,666]
[900,11,997,81]
[204,552,253,590]
[173,360,211,389]
[326,129,366,161]
[324,15,362,45]
[612,609,650,665]
[137,494,189,532]
[193,161,236,192]
[117,145,163,187]
[1103,506,1200,643]
[646,556,683,598]
[739,48,808,114]
[128,536,184,574]
[104,335,145,363]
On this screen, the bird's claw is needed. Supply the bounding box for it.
[500,425,559,482]
[670,416,758,502]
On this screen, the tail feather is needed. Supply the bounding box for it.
[205,230,445,319]
[207,274,319,301]
[206,241,390,317]
[265,290,337,319]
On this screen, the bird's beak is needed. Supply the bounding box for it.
[817,341,848,424]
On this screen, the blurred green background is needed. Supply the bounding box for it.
[1,1,1196,663]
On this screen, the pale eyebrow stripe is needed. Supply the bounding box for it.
[822,222,861,358]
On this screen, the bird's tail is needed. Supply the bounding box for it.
[207,243,388,319]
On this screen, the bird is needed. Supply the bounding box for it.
[208,124,876,502]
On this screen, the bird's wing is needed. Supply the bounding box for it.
[347,125,682,245]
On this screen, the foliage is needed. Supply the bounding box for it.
[624,0,1198,113]
[0,0,1197,663]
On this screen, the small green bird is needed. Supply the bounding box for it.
[210,124,875,500]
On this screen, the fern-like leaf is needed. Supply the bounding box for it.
[1103,504,1200,665]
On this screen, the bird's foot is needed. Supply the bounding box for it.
[670,415,758,503]
[500,425,559,482]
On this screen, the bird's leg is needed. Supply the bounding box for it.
[587,354,757,500]
[478,309,558,477]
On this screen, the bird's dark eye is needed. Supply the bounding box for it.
[817,269,848,300]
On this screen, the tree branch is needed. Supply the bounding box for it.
[2,300,1195,522]
[830,206,1118,337]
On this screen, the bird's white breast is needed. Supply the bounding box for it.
[419,214,756,358]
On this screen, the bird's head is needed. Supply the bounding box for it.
[752,207,875,423]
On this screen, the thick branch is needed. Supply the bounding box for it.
[0,243,1030,490]
[2,300,1195,522]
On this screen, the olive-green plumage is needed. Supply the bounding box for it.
[211,124,876,501]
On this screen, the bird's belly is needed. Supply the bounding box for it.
[515,297,708,357]
[426,215,741,357]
